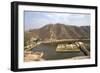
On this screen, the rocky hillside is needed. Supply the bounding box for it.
[25,23,90,41]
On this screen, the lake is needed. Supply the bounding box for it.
[31,43,87,60]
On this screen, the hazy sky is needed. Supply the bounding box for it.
[24,11,90,31]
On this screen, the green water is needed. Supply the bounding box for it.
[31,43,90,60]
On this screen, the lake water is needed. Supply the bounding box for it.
[31,43,87,60]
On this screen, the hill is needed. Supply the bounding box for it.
[24,23,90,42]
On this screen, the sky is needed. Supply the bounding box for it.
[24,11,90,31]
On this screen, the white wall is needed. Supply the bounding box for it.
[0,0,99,73]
